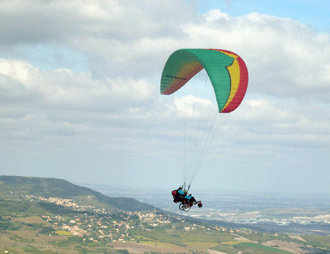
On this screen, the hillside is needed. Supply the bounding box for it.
[0,175,158,212]
[2,175,330,253]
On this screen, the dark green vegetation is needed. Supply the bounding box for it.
[1,176,330,253]
[212,242,293,254]
[0,175,156,212]
[302,235,330,249]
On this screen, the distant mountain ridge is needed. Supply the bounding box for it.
[0,175,159,212]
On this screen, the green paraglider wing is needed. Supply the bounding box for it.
[160,49,248,113]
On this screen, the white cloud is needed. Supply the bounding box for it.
[1,0,330,191]
[0,0,196,77]
[2,1,330,99]
[0,58,163,160]
[226,97,330,152]
[0,58,156,110]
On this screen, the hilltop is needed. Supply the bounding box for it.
[0,175,158,212]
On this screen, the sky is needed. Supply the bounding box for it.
[1,0,330,194]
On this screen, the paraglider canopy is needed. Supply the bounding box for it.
[161,48,249,196]
[160,49,248,113]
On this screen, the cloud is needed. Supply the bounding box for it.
[1,0,330,190]
[0,58,155,110]
[0,58,162,158]
[0,0,196,77]
[224,97,330,155]
[184,10,330,101]
[3,1,330,102]
[1,4,330,154]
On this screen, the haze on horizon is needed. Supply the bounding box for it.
[1,0,330,194]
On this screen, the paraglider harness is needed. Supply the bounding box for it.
[172,184,202,212]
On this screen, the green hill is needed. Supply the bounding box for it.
[0,175,158,212]
[0,175,327,254]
